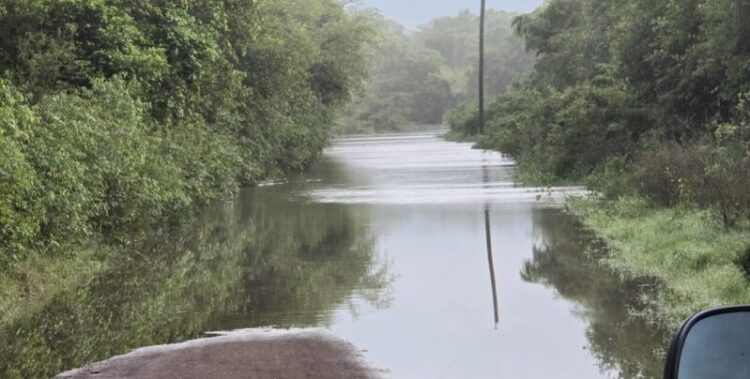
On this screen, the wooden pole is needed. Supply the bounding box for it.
[478,0,486,134]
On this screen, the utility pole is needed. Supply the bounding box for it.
[478,0,486,135]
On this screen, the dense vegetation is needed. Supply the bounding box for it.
[0,0,371,263]
[451,0,750,225]
[449,0,750,321]
[337,10,533,134]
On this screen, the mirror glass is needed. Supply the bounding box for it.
[677,311,750,379]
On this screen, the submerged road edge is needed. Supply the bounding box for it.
[55,328,387,379]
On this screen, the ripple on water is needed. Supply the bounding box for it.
[305,131,587,205]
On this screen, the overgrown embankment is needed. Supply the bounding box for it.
[448,0,750,323]
[0,0,370,319]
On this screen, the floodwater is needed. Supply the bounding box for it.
[2,131,671,378]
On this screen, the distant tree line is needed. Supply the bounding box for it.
[337,10,534,134]
[451,0,750,226]
[0,0,371,262]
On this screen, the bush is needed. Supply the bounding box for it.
[585,156,637,199]
[634,141,750,226]
[0,81,42,258]
[471,82,647,182]
[0,0,373,264]
[162,120,241,205]
[633,142,707,207]
[697,147,750,227]
[446,104,478,135]
[20,79,177,243]
[0,77,236,259]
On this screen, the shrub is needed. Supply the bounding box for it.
[162,120,241,205]
[0,81,42,258]
[696,147,750,227]
[27,78,182,240]
[633,142,707,207]
[473,82,647,182]
[634,141,750,226]
[446,104,478,136]
[0,0,373,263]
[585,156,638,199]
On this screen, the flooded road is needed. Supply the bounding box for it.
[3,132,670,378]
[285,132,665,378]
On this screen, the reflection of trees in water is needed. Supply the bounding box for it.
[0,190,391,378]
[521,209,671,379]
[225,192,393,328]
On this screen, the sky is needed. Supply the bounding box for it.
[361,0,546,29]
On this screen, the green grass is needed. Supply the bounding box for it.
[570,196,750,325]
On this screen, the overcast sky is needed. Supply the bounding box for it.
[361,0,546,29]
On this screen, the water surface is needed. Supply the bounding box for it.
[2,132,670,378]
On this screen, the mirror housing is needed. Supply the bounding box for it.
[664,305,750,379]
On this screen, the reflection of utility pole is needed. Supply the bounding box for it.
[485,205,499,328]
[482,165,499,328]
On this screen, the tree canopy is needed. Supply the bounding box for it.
[337,9,534,134]
[451,0,750,225]
[0,0,372,262]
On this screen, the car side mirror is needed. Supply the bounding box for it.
[664,306,750,379]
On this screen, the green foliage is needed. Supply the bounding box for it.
[337,18,455,133]
[416,10,534,102]
[634,141,750,226]
[469,81,646,179]
[448,0,750,228]
[446,103,482,136]
[30,79,189,241]
[584,157,637,200]
[0,81,41,257]
[0,0,371,263]
[337,10,534,134]
[453,0,750,323]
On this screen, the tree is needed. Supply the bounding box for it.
[337,9,533,134]
[0,0,373,261]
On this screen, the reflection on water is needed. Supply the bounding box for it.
[2,131,670,378]
[484,205,500,328]
[0,189,390,378]
[483,166,500,328]
[523,209,672,378]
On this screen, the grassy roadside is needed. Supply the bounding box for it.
[568,196,750,325]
